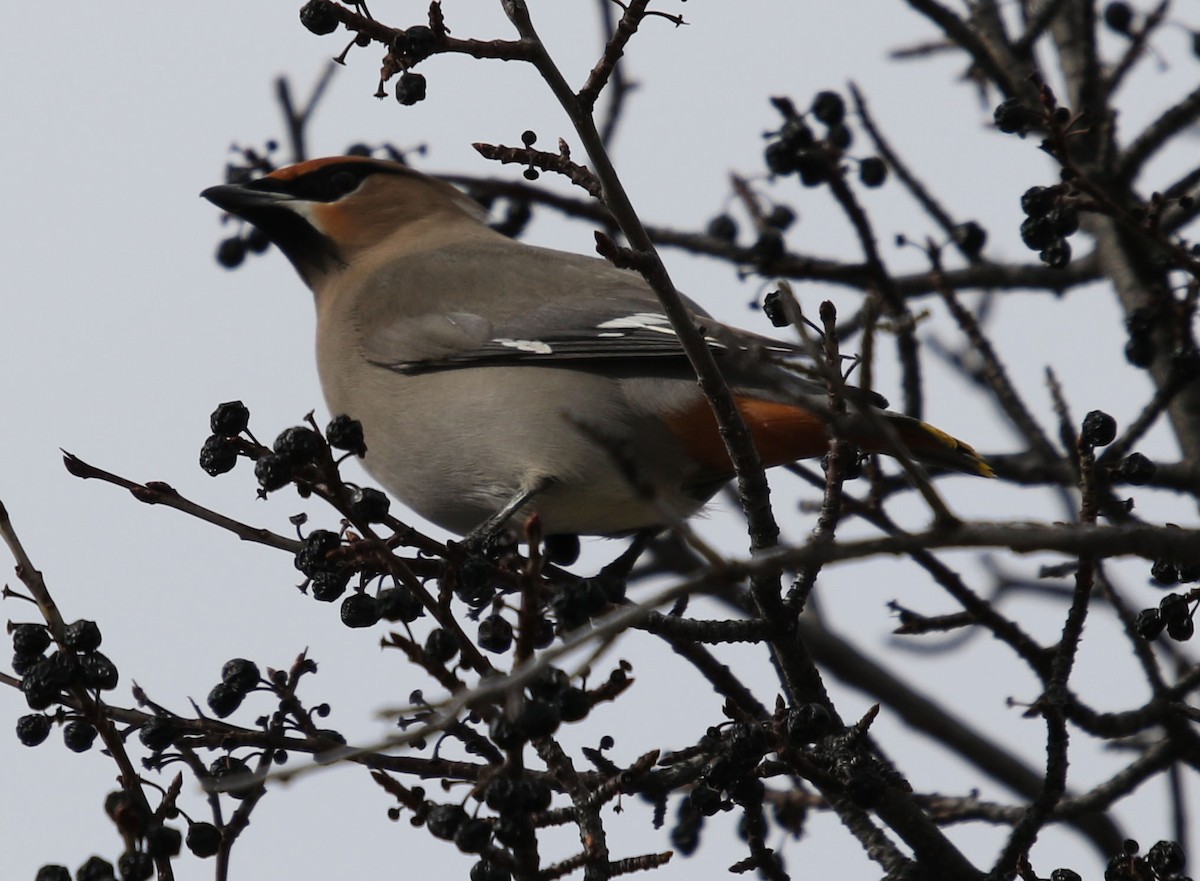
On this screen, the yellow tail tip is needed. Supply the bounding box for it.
[917,422,995,478]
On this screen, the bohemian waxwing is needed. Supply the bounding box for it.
[202,156,991,543]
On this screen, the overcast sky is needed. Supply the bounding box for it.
[2,3,1197,880]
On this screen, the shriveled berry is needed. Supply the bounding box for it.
[215,237,246,269]
[138,715,181,752]
[470,860,511,881]
[424,628,459,664]
[454,817,492,853]
[1167,613,1195,641]
[80,652,119,691]
[16,713,52,747]
[1021,186,1057,217]
[206,682,244,719]
[117,851,153,881]
[706,214,737,242]
[273,426,323,466]
[400,25,435,59]
[12,651,41,677]
[64,619,102,653]
[1049,205,1079,237]
[786,703,833,744]
[63,720,98,752]
[952,221,987,258]
[1103,1,1134,33]
[426,803,467,840]
[690,782,723,816]
[395,72,427,106]
[11,623,51,657]
[858,157,887,187]
[1147,840,1186,874]
[187,822,222,858]
[199,435,239,476]
[762,289,788,328]
[994,98,1035,135]
[477,615,513,653]
[1134,608,1165,640]
[299,0,340,35]
[1117,452,1156,485]
[221,658,260,693]
[810,91,845,126]
[1039,238,1072,268]
[254,453,292,491]
[210,401,250,436]
[340,592,380,628]
[1151,559,1179,586]
[75,856,115,881]
[326,415,366,454]
[1080,410,1117,447]
[208,755,253,798]
[147,824,183,858]
[349,486,390,522]
[295,529,341,577]
[310,569,350,602]
[377,585,425,622]
[1020,215,1057,250]
[34,866,70,881]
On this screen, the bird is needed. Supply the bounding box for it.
[202,156,991,550]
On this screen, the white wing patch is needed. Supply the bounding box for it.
[596,312,676,333]
[495,338,553,354]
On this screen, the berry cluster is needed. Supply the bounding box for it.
[763,92,887,190]
[1087,838,1189,881]
[1018,184,1078,269]
[1135,589,1198,642]
[15,620,116,749]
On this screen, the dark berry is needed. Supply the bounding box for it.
[825,123,853,150]
[400,25,435,59]
[1049,205,1079,237]
[559,686,590,722]
[1147,840,1186,874]
[273,426,323,466]
[1020,215,1058,250]
[1173,347,1200,382]
[254,453,292,491]
[186,822,222,858]
[424,628,459,664]
[395,72,427,106]
[994,98,1035,135]
[1125,335,1156,367]
[35,867,70,881]
[952,221,987,258]
[117,851,153,881]
[210,401,250,436]
[786,703,833,744]
[1134,608,1166,640]
[138,715,181,752]
[1103,2,1134,33]
[795,150,831,187]
[377,585,425,622]
[326,415,366,454]
[199,435,239,476]
[208,755,253,798]
[426,803,467,840]
[779,118,814,150]
[12,650,41,677]
[765,204,797,231]
[488,712,525,750]
[1021,186,1057,217]
[295,529,342,577]
[810,91,845,126]
[752,229,785,264]
[858,156,887,187]
[311,570,350,602]
[245,227,271,253]
[64,619,102,653]
[470,860,511,881]
[517,697,560,739]
[1049,869,1081,881]
[221,658,260,693]
[63,719,98,752]
[477,615,513,653]
[764,139,796,176]
[340,592,380,628]
[1080,410,1117,447]
[543,533,580,566]
[454,817,492,853]
[690,782,723,816]
[1151,559,1180,586]
[762,289,788,328]
[705,213,738,242]
[299,0,340,35]
[75,857,116,881]
[11,623,51,656]
[1039,238,1072,268]
[1166,611,1195,641]
[79,652,119,691]
[484,775,520,811]
[1117,452,1156,485]
[147,825,183,858]
[215,237,246,269]
[16,713,52,747]
[349,486,390,522]
[206,682,244,719]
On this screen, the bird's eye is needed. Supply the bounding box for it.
[327,170,360,199]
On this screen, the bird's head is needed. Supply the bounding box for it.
[201,156,486,287]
